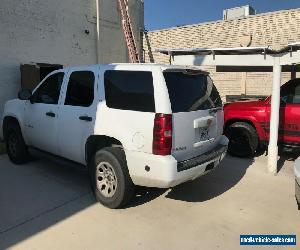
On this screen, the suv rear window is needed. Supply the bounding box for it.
[163,71,222,113]
[104,70,155,112]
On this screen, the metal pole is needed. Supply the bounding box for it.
[96,0,101,64]
[268,56,281,174]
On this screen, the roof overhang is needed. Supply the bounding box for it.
[156,43,300,67]
[156,43,300,56]
[156,46,272,56]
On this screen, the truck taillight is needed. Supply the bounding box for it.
[152,113,172,156]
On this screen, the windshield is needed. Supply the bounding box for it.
[163,71,222,113]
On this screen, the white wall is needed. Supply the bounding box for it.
[0,0,144,117]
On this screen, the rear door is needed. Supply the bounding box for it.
[163,70,223,162]
[57,67,98,164]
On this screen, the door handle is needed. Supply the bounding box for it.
[46,112,56,117]
[79,116,92,122]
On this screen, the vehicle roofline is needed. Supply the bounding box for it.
[61,63,209,74]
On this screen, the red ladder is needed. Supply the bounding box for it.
[117,0,140,63]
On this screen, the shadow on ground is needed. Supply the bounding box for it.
[126,155,254,206]
[0,155,254,248]
[125,186,167,208]
[166,156,253,202]
[0,156,94,249]
[277,151,300,172]
[126,156,255,206]
[252,145,299,173]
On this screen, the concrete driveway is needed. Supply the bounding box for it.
[0,154,299,250]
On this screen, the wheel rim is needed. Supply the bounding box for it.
[8,133,18,157]
[96,162,118,198]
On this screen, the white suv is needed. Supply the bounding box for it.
[0,64,228,208]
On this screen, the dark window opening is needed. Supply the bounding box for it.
[33,72,64,104]
[281,79,300,104]
[163,71,222,113]
[65,71,95,107]
[104,70,155,112]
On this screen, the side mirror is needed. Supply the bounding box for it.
[18,89,32,101]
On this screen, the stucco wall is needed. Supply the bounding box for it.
[0,0,144,117]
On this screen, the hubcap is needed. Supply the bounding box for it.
[96,162,117,198]
[8,133,18,157]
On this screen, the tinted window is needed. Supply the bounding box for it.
[294,84,300,104]
[33,72,64,104]
[163,71,222,113]
[281,79,300,104]
[65,71,95,107]
[104,70,155,112]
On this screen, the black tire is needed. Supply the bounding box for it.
[4,122,30,164]
[225,122,259,158]
[89,147,135,209]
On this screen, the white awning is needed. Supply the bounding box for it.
[156,43,300,56]
[156,46,271,55]
[156,43,300,67]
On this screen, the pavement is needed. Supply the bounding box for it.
[0,153,299,250]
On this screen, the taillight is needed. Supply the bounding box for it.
[152,113,172,156]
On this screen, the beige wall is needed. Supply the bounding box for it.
[143,8,300,100]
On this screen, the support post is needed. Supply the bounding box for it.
[268,57,281,174]
[96,0,101,64]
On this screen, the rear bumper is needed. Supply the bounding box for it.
[126,135,228,188]
[177,143,227,172]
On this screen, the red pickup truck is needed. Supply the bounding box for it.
[224,78,300,157]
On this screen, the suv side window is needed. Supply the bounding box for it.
[104,70,155,112]
[64,71,95,107]
[33,72,64,104]
[293,84,300,104]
